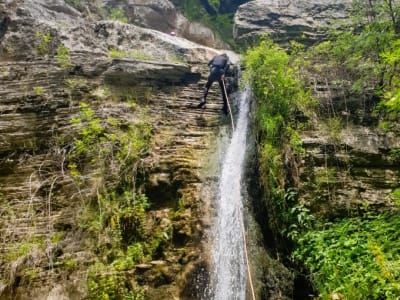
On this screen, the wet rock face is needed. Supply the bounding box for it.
[233,0,352,45]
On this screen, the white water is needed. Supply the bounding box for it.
[211,88,251,300]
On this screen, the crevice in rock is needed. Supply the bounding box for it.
[0,15,10,40]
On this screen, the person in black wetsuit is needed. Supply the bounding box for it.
[197,53,230,115]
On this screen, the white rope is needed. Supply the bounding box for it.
[221,79,235,131]
[221,78,256,300]
[240,210,257,300]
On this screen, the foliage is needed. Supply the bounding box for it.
[68,101,173,297]
[5,239,45,262]
[56,44,74,69]
[391,189,400,207]
[374,38,400,130]
[351,0,400,34]
[83,190,170,299]
[33,86,45,95]
[241,0,400,297]
[88,262,144,300]
[108,8,128,23]
[294,214,400,299]
[243,37,312,239]
[35,32,52,56]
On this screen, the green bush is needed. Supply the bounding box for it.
[109,8,128,23]
[35,32,51,56]
[56,44,73,69]
[294,214,400,299]
[88,263,144,300]
[243,37,312,239]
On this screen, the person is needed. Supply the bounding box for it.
[197,53,230,115]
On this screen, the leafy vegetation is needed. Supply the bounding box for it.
[56,44,74,69]
[67,100,174,298]
[108,8,128,23]
[294,214,400,299]
[243,37,313,242]
[33,86,45,95]
[243,0,400,298]
[35,32,52,56]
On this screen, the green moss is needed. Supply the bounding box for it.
[108,48,152,61]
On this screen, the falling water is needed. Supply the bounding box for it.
[211,87,251,300]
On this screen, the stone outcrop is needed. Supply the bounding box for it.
[0,0,240,298]
[297,70,400,218]
[233,0,352,45]
[299,124,400,218]
[103,0,228,48]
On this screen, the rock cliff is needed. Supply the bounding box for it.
[298,78,400,218]
[233,0,352,45]
[98,0,227,48]
[0,0,239,298]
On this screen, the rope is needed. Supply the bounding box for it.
[221,78,235,131]
[221,78,256,300]
[240,210,257,300]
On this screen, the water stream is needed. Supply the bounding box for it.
[211,87,251,300]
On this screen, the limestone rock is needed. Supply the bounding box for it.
[104,0,228,48]
[299,123,400,218]
[104,58,194,85]
[0,0,237,299]
[233,0,352,45]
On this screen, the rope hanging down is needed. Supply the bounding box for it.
[221,79,256,300]
[239,209,256,300]
[221,79,235,131]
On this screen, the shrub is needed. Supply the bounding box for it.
[109,8,128,23]
[56,44,73,69]
[294,214,400,299]
[243,37,312,240]
[35,32,51,56]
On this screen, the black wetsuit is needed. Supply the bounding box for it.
[198,54,230,114]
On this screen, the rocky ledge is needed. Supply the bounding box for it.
[233,0,352,45]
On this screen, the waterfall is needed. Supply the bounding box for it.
[211,87,251,300]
